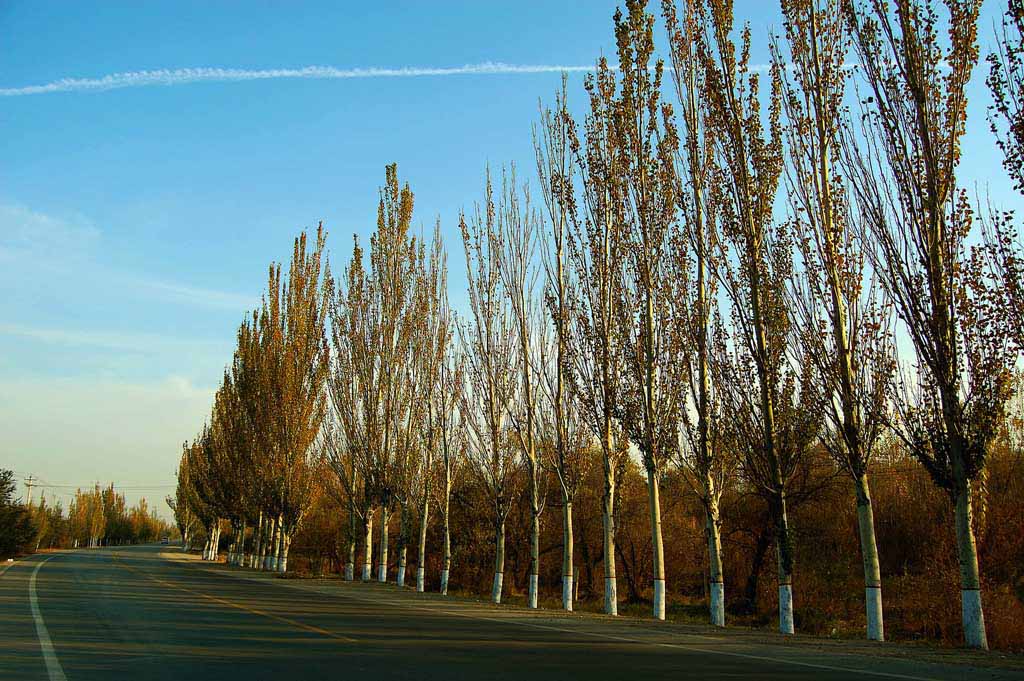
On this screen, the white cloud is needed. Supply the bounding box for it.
[0,201,257,312]
[0,203,99,258]
[126,277,257,311]
[0,62,598,97]
[0,322,232,355]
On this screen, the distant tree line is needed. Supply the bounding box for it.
[173,0,1024,652]
[0,469,175,557]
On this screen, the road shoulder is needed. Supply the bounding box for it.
[152,549,1024,680]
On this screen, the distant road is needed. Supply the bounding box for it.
[1,545,1021,680]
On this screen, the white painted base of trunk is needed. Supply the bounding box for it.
[563,577,573,612]
[345,563,354,581]
[278,557,287,573]
[416,567,425,592]
[865,586,883,641]
[270,557,279,572]
[961,588,988,650]
[710,582,725,627]
[779,584,794,634]
[605,577,618,616]
[362,563,371,581]
[653,579,666,620]
[440,569,449,595]
[528,574,538,609]
[397,565,406,587]
[492,572,503,604]
[378,564,387,583]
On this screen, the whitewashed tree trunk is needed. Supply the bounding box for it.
[492,518,505,604]
[954,482,988,649]
[440,495,451,595]
[269,515,282,572]
[378,508,390,583]
[345,505,356,581]
[259,518,271,570]
[528,485,544,606]
[416,492,429,593]
[397,511,407,587]
[855,473,883,641]
[706,492,725,627]
[562,500,574,612]
[362,512,374,581]
[278,531,290,573]
[602,459,618,616]
[528,464,540,610]
[776,492,795,635]
[210,525,220,561]
[646,467,666,620]
[251,512,264,569]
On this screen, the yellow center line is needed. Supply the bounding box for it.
[112,553,357,644]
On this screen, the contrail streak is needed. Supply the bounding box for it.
[0,62,598,97]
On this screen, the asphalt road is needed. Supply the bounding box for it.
[1,545,1021,680]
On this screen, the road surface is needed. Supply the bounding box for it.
[1,545,1021,680]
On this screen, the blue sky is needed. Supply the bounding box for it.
[0,0,1014,517]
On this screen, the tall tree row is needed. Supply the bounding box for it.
[175,226,328,573]
[171,0,1024,651]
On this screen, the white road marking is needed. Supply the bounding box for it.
[29,556,68,681]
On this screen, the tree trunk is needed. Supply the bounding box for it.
[270,515,282,572]
[345,504,356,581]
[397,509,407,587]
[417,493,429,593]
[646,466,666,620]
[378,507,390,583]
[441,494,451,595]
[250,514,262,568]
[528,468,540,609]
[209,525,219,561]
[278,530,290,573]
[492,516,505,604]
[954,481,988,649]
[259,517,271,570]
[602,459,618,616]
[855,473,883,641]
[775,491,795,635]
[363,511,374,582]
[238,520,247,566]
[706,489,725,627]
[562,499,574,612]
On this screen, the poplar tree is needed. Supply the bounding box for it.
[565,50,629,617]
[773,0,895,641]
[844,0,1014,649]
[460,169,520,605]
[537,80,593,612]
[496,167,547,610]
[699,0,816,634]
[663,0,733,627]
[612,0,687,621]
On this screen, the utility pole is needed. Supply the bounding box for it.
[24,475,35,507]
